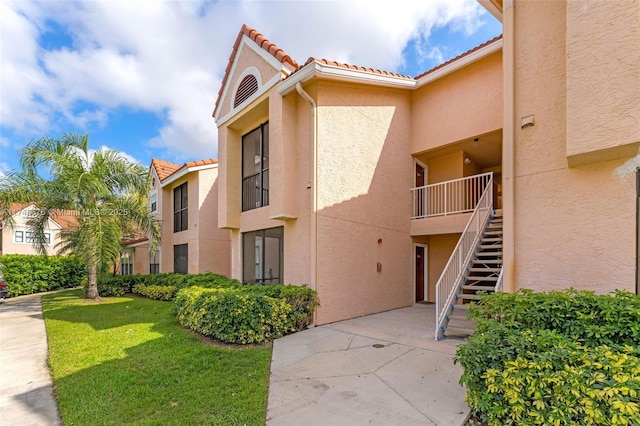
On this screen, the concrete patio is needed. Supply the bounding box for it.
[267,304,470,426]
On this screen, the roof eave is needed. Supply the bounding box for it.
[477,0,504,22]
[415,38,503,88]
[160,163,219,188]
[278,61,416,96]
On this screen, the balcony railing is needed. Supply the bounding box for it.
[411,172,493,219]
[242,169,269,212]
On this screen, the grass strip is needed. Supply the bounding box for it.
[42,289,272,425]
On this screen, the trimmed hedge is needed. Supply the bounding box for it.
[132,284,176,301]
[455,289,640,425]
[173,287,295,344]
[0,254,85,297]
[98,272,319,344]
[97,273,240,297]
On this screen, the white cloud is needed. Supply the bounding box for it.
[1,0,495,161]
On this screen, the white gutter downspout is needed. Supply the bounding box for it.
[503,0,516,293]
[296,82,319,324]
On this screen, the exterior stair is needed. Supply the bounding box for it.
[440,209,503,339]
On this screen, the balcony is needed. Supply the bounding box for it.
[411,172,493,235]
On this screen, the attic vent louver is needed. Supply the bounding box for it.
[234,74,259,108]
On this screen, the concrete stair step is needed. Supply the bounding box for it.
[471,259,502,264]
[460,284,496,291]
[483,230,503,236]
[478,244,503,250]
[481,237,502,243]
[456,293,482,301]
[467,267,501,273]
[474,251,503,257]
[464,276,499,282]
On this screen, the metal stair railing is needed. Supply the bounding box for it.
[435,172,493,340]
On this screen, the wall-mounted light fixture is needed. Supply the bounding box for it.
[464,157,472,165]
[521,115,535,128]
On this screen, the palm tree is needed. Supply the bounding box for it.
[0,133,160,299]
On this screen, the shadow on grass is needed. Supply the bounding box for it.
[44,289,272,426]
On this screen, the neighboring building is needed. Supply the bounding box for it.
[0,203,77,256]
[122,159,231,276]
[213,0,639,330]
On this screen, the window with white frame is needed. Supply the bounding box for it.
[120,251,133,275]
[150,192,157,213]
[149,250,160,274]
[15,230,51,245]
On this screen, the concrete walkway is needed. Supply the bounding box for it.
[267,304,470,426]
[0,294,61,426]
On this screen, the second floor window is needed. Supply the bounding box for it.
[242,122,269,211]
[173,182,188,232]
[150,192,157,213]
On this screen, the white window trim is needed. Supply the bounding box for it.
[150,191,158,214]
[230,66,262,111]
[14,229,52,245]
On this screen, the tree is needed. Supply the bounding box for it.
[0,133,160,299]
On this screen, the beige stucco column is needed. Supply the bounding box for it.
[502,0,515,293]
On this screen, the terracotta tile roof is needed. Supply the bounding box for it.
[151,158,219,183]
[184,158,218,168]
[151,158,181,181]
[415,35,503,80]
[297,57,414,80]
[213,24,300,118]
[124,237,149,246]
[7,202,78,228]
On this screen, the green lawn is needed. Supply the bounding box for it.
[42,289,272,426]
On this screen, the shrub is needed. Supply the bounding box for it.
[173,287,290,344]
[0,254,85,296]
[468,288,640,347]
[97,274,145,296]
[132,284,176,301]
[98,272,319,343]
[455,289,640,425]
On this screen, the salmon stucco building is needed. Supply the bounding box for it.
[213,0,639,338]
[0,203,77,257]
[122,158,231,276]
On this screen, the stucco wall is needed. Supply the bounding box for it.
[565,0,640,165]
[132,245,149,274]
[220,85,313,286]
[314,81,413,324]
[195,168,231,276]
[217,40,282,120]
[426,233,460,302]
[513,0,636,293]
[411,51,503,154]
[157,169,231,275]
[1,208,62,256]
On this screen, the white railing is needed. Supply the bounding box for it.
[411,172,493,219]
[494,267,504,293]
[435,173,493,340]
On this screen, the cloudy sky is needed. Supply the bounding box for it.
[0,0,501,175]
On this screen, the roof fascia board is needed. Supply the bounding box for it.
[477,0,503,22]
[214,36,293,120]
[278,62,415,95]
[215,72,281,126]
[415,39,503,88]
[160,163,218,188]
[125,240,149,248]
